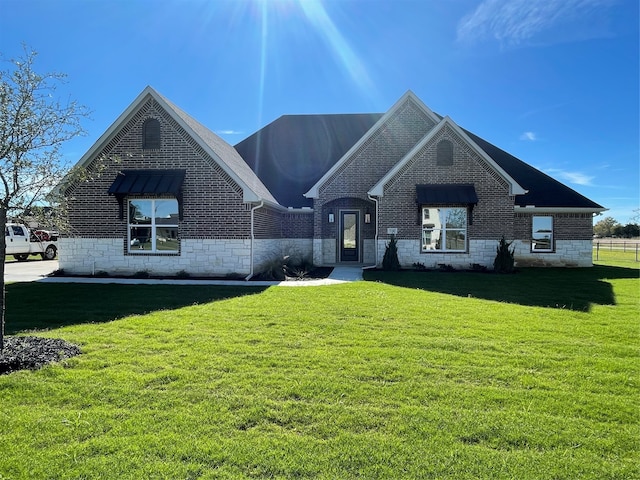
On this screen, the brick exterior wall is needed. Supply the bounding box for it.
[65,97,252,240]
[63,92,596,273]
[313,97,436,239]
[312,97,435,264]
[380,124,514,241]
[61,96,312,276]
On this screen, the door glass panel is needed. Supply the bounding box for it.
[343,213,357,249]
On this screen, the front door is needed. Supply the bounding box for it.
[340,211,359,262]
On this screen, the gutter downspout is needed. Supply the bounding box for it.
[363,194,379,269]
[245,201,264,281]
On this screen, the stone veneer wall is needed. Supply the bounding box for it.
[513,240,593,267]
[382,239,498,269]
[373,238,593,269]
[60,238,251,276]
[60,237,315,277]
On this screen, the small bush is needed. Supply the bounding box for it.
[493,236,515,273]
[176,270,190,279]
[94,270,110,278]
[438,263,456,272]
[257,256,288,281]
[132,270,150,279]
[256,246,314,281]
[382,236,401,271]
[413,262,427,271]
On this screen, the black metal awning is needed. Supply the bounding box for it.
[416,184,478,205]
[108,169,186,219]
[108,169,186,196]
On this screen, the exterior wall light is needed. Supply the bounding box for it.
[364,210,371,224]
[328,210,334,223]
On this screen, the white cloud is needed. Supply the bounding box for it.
[457,0,616,48]
[546,168,595,186]
[520,131,537,141]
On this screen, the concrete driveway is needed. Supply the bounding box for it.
[4,259,59,283]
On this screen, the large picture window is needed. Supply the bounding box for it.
[422,207,467,252]
[128,199,179,253]
[532,216,553,251]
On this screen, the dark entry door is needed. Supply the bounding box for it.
[340,211,359,262]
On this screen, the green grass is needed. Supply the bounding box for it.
[0,261,638,479]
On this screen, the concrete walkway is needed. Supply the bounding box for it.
[33,266,364,287]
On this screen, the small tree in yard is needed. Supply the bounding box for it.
[0,47,89,351]
[382,235,401,271]
[493,236,515,274]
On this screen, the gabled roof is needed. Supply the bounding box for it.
[304,90,440,200]
[72,86,278,206]
[236,89,603,211]
[234,113,383,207]
[369,116,527,197]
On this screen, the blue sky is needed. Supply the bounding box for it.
[2,0,638,223]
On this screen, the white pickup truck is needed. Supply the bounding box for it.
[5,223,58,261]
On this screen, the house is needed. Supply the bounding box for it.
[60,87,604,277]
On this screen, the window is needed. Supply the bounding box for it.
[532,216,553,251]
[10,225,25,236]
[128,199,179,253]
[436,140,453,166]
[142,118,161,149]
[422,207,467,252]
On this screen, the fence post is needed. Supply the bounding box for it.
[636,243,638,262]
[596,242,599,261]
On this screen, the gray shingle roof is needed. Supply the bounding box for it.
[156,91,278,205]
[235,111,603,210]
[235,114,383,207]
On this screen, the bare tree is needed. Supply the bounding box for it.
[0,47,89,351]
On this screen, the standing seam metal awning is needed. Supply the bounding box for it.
[416,184,478,205]
[416,184,478,225]
[108,169,186,219]
[108,169,186,196]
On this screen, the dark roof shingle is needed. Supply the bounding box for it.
[235,114,383,207]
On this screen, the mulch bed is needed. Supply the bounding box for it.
[0,336,81,375]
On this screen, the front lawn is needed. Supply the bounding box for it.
[0,262,637,479]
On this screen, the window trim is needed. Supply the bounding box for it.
[128,198,179,254]
[531,215,554,252]
[421,206,468,253]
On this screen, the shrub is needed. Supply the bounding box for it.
[382,236,401,271]
[132,270,150,279]
[412,262,427,271]
[493,236,515,273]
[256,245,314,281]
[176,270,190,279]
[257,256,287,281]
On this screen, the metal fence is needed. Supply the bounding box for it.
[593,241,640,261]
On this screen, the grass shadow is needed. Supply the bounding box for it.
[364,265,639,311]
[5,283,268,335]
